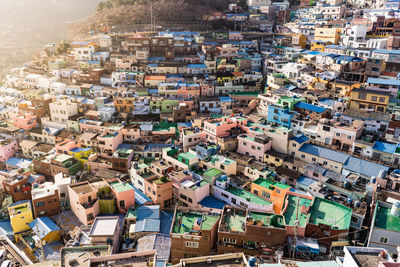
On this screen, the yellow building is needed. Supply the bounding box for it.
[69,146,93,170]
[310,40,332,52]
[29,217,61,243]
[349,88,390,113]
[8,200,34,234]
[314,27,342,44]
[333,80,362,97]
[292,34,308,49]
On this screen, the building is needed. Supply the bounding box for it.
[314,27,342,44]
[31,182,61,218]
[88,216,121,253]
[170,207,221,264]
[368,201,400,254]
[8,200,34,234]
[68,182,100,225]
[29,217,61,243]
[237,134,272,162]
[217,206,286,257]
[251,178,291,214]
[341,246,395,267]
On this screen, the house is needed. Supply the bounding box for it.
[367,201,400,254]
[108,178,135,213]
[29,217,61,243]
[144,175,172,209]
[31,182,60,217]
[305,197,352,249]
[68,182,99,225]
[237,134,271,162]
[0,139,18,161]
[314,27,342,44]
[8,200,34,234]
[2,171,32,202]
[349,88,390,113]
[11,113,38,131]
[218,206,286,257]
[267,105,298,128]
[251,178,291,214]
[294,102,330,120]
[282,192,314,237]
[213,176,274,213]
[341,246,395,267]
[88,216,121,253]
[170,207,221,264]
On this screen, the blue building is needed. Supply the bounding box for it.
[267,105,298,128]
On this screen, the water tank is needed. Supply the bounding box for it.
[343,181,350,189]
[391,202,400,217]
[378,170,387,180]
[354,201,361,208]
[371,177,377,184]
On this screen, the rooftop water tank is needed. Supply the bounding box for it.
[391,202,400,217]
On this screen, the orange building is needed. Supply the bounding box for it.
[250,178,291,214]
[144,176,173,209]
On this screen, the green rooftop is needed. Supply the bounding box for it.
[225,186,272,206]
[172,211,219,234]
[283,195,311,227]
[225,212,246,233]
[253,178,291,190]
[109,181,134,193]
[309,197,352,230]
[374,202,400,232]
[179,152,198,160]
[249,211,285,228]
[204,168,223,178]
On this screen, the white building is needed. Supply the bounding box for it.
[49,99,79,123]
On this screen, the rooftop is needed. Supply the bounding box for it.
[172,211,219,235]
[283,194,312,227]
[225,186,272,206]
[309,197,352,230]
[374,202,400,232]
[89,216,119,236]
[253,178,291,190]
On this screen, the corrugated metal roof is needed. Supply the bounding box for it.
[299,144,349,164]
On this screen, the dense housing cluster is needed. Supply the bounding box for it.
[0,0,400,266]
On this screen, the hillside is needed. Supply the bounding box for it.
[71,0,230,35]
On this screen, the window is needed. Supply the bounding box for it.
[119,200,125,208]
[313,172,319,177]
[60,193,66,198]
[301,154,305,159]
[185,241,199,248]
[379,236,389,244]
[36,201,45,207]
[292,143,297,147]
[379,97,385,103]
[358,92,367,100]
[322,126,330,131]
[371,96,378,101]
[221,193,229,199]
[323,161,328,165]
[347,136,352,140]
[262,191,271,199]
[336,133,340,137]
[223,237,236,244]
[351,216,358,223]
[377,107,384,112]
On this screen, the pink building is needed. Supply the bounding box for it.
[11,113,38,131]
[332,120,364,152]
[108,178,135,213]
[200,82,215,96]
[203,115,249,142]
[55,139,80,155]
[68,182,100,225]
[229,32,243,40]
[0,139,18,162]
[237,133,272,162]
[97,132,123,158]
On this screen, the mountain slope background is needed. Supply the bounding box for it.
[0,0,102,71]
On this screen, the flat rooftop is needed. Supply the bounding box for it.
[309,197,352,230]
[70,182,95,195]
[172,211,219,235]
[283,194,311,227]
[109,181,134,193]
[89,216,119,236]
[374,204,400,232]
[253,178,291,190]
[225,186,272,206]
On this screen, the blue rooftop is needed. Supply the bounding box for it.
[343,156,389,178]
[295,102,327,113]
[199,196,226,210]
[290,134,310,144]
[367,77,400,86]
[132,185,152,205]
[29,217,60,239]
[299,144,349,164]
[372,141,397,154]
[137,205,160,221]
[134,219,160,233]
